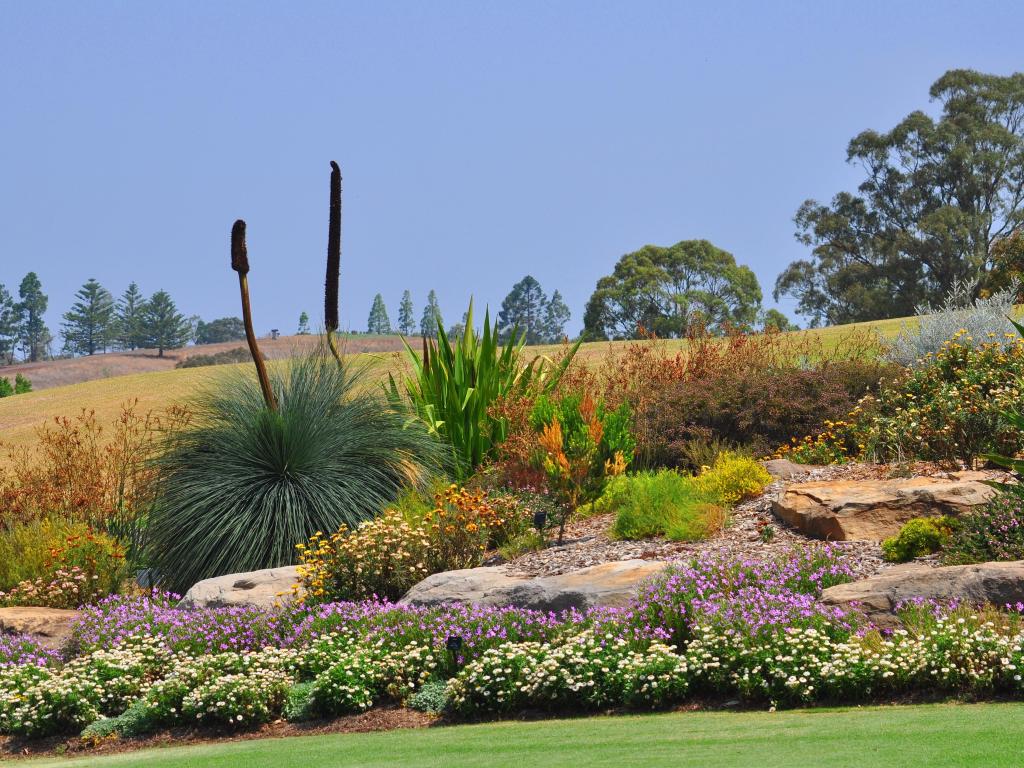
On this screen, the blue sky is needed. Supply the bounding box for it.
[1,0,1022,338]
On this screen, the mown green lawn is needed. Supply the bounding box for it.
[25,704,1024,768]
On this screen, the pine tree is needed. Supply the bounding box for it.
[367,294,392,334]
[497,275,548,344]
[140,290,191,357]
[0,283,17,364]
[397,290,416,336]
[543,289,571,343]
[115,282,147,350]
[419,290,443,339]
[61,278,116,356]
[16,272,50,362]
[297,311,311,335]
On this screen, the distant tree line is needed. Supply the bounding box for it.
[363,280,572,344]
[0,273,252,364]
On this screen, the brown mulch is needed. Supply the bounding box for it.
[0,706,435,761]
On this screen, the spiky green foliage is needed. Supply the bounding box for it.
[391,301,579,479]
[146,353,442,594]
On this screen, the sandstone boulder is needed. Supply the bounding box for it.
[772,473,995,541]
[399,559,669,612]
[178,565,302,610]
[0,606,80,650]
[821,560,1024,628]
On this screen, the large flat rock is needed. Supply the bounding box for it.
[399,559,670,612]
[821,560,1024,628]
[178,565,302,610]
[772,473,995,541]
[0,606,80,650]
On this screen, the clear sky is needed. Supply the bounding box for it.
[2,0,1022,339]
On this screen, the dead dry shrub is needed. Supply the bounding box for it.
[0,401,189,531]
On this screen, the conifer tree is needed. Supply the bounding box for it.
[61,278,115,356]
[115,282,147,350]
[367,293,392,334]
[397,290,416,336]
[419,289,443,339]
[140,290,191,357]
[16,272,50,362]
[0,283,16,364]
[497,275,548,344]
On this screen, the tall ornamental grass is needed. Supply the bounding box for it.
[145,353,443,594]
[391,301,577,479]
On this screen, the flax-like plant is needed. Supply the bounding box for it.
[145,353,443,594]
[390,300,579,478]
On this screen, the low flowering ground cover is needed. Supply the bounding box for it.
[0,634,60,669]
[7,546,1024,743]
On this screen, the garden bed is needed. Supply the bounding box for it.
[501,461,972,579]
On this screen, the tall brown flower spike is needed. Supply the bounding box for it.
[231,219,277,411]
[325,161,343,364]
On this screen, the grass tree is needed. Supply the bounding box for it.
[145,161,442,593]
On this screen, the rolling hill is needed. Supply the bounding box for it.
[0,316,916,458]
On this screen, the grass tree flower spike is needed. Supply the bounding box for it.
[325,160,343,365]
[231,219,277,411]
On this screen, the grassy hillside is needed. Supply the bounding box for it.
[0,333,406,392]
[0,316,913,458]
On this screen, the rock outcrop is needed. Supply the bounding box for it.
[178,565,302,610]
[399,559,669,612]
[0,606,80,650]
[772,473,995,541]
[821,560,1024,627]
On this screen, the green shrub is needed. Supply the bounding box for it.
[601,453,771,542]
[391,301,577,479]
[407,680,449,713]
[0,374,32,397]
[881,517,954,563]
[690,452,772,505]
[79,714,120,741]
[602,471,725,541]
[80,698,151,740]
[283,681,317,722]
[146,353,443,595]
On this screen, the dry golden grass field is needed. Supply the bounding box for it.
[0,316,916,462]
